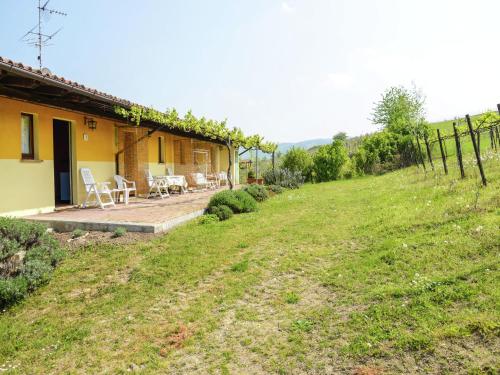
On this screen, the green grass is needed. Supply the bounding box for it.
[0,157,498,374]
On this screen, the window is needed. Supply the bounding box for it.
[174,140,185,165]
[158,136,165,163]
[21,113,34,160]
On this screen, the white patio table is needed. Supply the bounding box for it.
[163,175,188,193]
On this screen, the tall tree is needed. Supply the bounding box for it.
[371,86,426,136]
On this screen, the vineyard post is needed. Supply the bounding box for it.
[424,134,435,171]
[490,127,496,151]
[415,136,426,171]
[466,114,487,186]
[453,123,465,178]
[497,104,500,146]
[496,125,500,146]
[453,123,465,179]
[477,131,481,153]
[411,141,420,168]
[437,129,448,175]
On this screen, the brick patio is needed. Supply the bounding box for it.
[27,187,233,233]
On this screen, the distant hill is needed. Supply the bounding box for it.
[277,138,331,154]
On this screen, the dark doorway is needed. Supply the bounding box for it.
[53,120,72,205]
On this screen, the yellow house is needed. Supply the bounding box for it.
[0,57,239,217]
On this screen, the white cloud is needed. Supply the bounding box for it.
[281,1,295,13]
[325,73,354,90]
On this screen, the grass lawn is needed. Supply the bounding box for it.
[0,158,499,374]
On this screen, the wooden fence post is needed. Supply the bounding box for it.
[437,129,448,175]
[411,141,420,168]
[490,127,496,151]
[453,123,465,179]
[424,134,435,171]
[416,136,426,171]
[466,114,487,186]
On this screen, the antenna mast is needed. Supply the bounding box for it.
[21,0,67,69]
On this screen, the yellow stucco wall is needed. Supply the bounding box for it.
[0,96,119,216]
[0,159,55,216]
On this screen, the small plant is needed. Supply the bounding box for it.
[112,227,127,238]
[208,190,243,213]
[208,205,233,221]
[247,169,255,179]
[199,214,220,225]
[230,259,249,273]
[291,319,314,333]
[234,190,258,213]
[71,229,86,239]
[284,292,299,304]
[267,184,284,194]
[243,184,268,202]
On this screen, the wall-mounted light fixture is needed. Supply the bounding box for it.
[84,117,97,131]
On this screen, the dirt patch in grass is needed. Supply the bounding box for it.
[159,324,192,356]
[53,230,158,249]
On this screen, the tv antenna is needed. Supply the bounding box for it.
[21,0,67,70]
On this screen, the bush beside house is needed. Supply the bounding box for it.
[205,189,259,222]
[242,184,269,202]
[0,217,64,308]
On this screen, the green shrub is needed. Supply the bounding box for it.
[267,184,284,194]
[0,278,28,307]
[263,168,304,189]
[199,214,220,225]
[208,190,243,213]
[112,227,127,238]
[281,147,313,182]
[71,229,85,239]
[243,184,268,202]
[208,205,233,221]
[0,217,64,309]
[247,169,255,179]
[234,190,258,213]
[312,139,348,182]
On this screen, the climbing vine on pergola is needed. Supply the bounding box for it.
[114,105,277,188]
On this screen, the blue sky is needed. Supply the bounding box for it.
[1,0,500,142]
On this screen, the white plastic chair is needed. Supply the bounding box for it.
[145,170,169,199]
[188,172,210,190]
[218,171,228,186]
[114,175,136,205]
[80,168,116,209]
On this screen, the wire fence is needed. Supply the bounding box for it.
[415,107,500,186]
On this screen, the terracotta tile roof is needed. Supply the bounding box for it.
[0,56,134,107]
